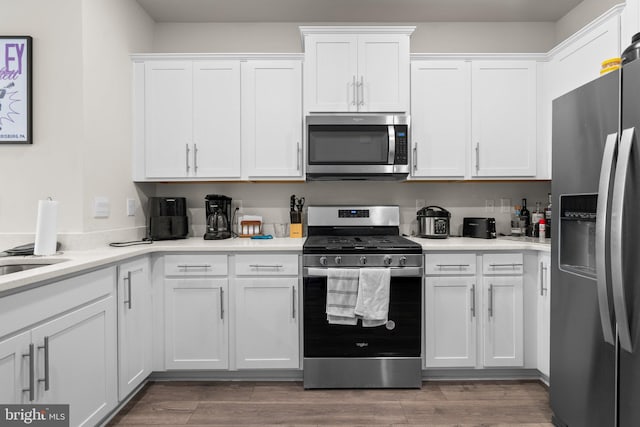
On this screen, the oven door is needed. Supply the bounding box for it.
[303,269,422,358]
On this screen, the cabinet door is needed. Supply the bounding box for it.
[471,61,537,177]
[537,254,551,378]
[482,275,524,367]
[304,35,358,112]
[32,297,117,427]
[118,257,152,400]
[358,35,409,113]
[425,276,477,367]
[165,278,228,370]
[235,278,299,369]
[411,61,469,178]
[144,61,193,178]
[0,331,32,404]
[193,61,241,178]
[242,61,303,178]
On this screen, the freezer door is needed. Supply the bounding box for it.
[617,58,640,427]
[550,70,619,427]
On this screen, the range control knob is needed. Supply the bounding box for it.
[334,256,342,265]
[319,256,328,266]
[383,255,393,266]
[399,256,407,266]
[359,256,367,265]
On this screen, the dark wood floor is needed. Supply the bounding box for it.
[107,380,553,426]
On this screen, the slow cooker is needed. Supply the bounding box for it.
[417,206,450,239]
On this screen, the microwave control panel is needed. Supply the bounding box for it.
[394,126,409,165]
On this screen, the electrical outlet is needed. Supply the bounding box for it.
[416,199,425,211]
[500,198,512,213]
[126,198,136,216]
[485,199,495,213]
[235,199,243,212]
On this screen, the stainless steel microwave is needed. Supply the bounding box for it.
[306,114,410,181]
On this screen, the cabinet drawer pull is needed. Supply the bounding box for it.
[489,263,522,269]
[249,264,283,268]
[185,144,190,173]
[177,264,212,269]
[413,143,418,172]
[540,262,548,296]
[297,142,301,171]
[475,142,480,173]
[123,271,132,310]
[38,337,50,391]
[194,143,199,173]
[436,264,470,269]
[22,343,35,401]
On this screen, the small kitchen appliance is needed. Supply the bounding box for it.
[204,194,232,240]
[306,114,410,181]
[303,205,423,389]
[463,217,496,239]
[148,197,189,240]
[417,206,450,238]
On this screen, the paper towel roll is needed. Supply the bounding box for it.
[34,199,59,256]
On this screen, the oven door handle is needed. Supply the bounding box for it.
[304,267,423,277]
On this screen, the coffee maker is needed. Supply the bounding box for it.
[204,194,232,240]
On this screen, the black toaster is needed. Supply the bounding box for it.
[463,217,496,239]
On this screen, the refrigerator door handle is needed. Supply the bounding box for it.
[595,132,619,345]
[611,127,635,353]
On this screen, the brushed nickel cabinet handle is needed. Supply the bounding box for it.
[38,337,50,391]
[475,143,480,173]
[219,288,224,320]
[297,142,301,171]
[249,264,283,268]
[185,144,190,173]
[352,75,357,106]
[22,343,35,401]
[123,271,132,310]
[177,264,212,269]
[470,284,476,318]
[194,143,198,173]
[292,286,296,319]
[413,143,418,172]
[488,284,494,318]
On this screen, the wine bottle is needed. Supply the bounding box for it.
[544,193,552,238]
[520,198,531,237]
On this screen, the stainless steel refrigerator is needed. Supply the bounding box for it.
[551,58,640,425]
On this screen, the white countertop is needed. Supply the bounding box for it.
[0,235,549,297]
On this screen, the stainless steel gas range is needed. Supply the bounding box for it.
[302,205,423,389]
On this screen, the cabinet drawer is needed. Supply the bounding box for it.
[235,254,299,276]
[164,254,228,276]
[425,253,476,275]
[482,253,523,275]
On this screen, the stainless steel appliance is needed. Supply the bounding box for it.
[306,114,410,181]
[550,41,640,426]
[462,217,496,239]
[204,194,232,240]
[148,197,188,240]
[302,205,423,389]
[417,206,450,238]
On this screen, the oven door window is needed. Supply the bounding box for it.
[303,276,421,357]
[308,125,389,164]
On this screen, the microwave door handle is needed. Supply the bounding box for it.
[596,132,618,345]
[611,127,635,353]
[388,126,396,164]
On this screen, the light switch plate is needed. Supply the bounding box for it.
[94,197,110,218]
[485,199,495,213]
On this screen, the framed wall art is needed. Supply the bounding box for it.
[0,36,32,144]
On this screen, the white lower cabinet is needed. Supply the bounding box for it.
[235,277,299,369]
[117,257,152,400]
[165,278,228,370]
[425,276,477,367]
[537,253,551,378]
[0,267,117,427]
[482,275,524,367]
[234,253,299,369]
[425,252,524,369]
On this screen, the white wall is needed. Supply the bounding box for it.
[152,22,556,53]
[0,0,84,234]
[556,0,622,43]
[155,181,551,238]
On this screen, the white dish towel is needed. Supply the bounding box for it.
[355,268,391,327]
[325,268,360,325]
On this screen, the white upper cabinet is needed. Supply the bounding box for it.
[241,60,303,179]
[133,55,302,181]
[302,27,413,113]
[471,60,537,178]
[410,60,470,178]
[141,59,241,180]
